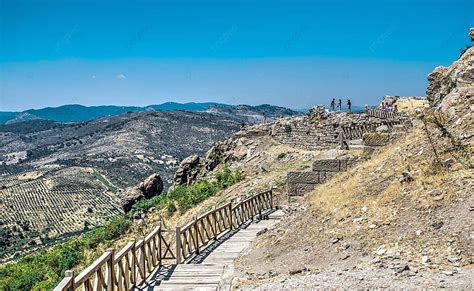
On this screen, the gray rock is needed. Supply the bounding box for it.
[394,264,410,274]
[421,255,431,265]
[140,173,164,199]
[428,189,442,196]
[173,154,201,186]
[376,125,389,132]
[399,171,413,183]
[120,187,145,212]
[442,270,455,276]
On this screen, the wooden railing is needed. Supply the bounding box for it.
[366,108,400,119]
[176,189,274,263]
[55,189,274,290]
[231,189,273,227]
[54,224,174,291]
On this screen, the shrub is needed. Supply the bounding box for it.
[0,216,131,290]
[132,168,243,215]
[0,168,243,290]
[277,152,287,159]
[215,168,242,189]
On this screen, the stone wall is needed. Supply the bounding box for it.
[288,158,357,197]
[268,111,407,151]
[270,117,340,151]
[312,159,359,172]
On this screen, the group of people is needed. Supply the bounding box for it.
[330,97,352,112]
[378,101,398,112]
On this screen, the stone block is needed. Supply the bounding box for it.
[287,171,320,184]
[296,183,316,196]
[312,159,342,172]
[287,171,321,196]
[363,132,392,146]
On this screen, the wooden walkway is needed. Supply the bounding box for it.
[140,210,283,290]
[54,190,279,291]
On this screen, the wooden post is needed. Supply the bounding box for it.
[158,226,162,266]
[193,217,199,255]
[250,200,254,221]
[269,189,273,210]
[66,270,74,291]
[229,201,233,230]
[131,241,136,288]
[106,248,115,291]
[175,227,181,264]
[139,236,146,279]
[213,206,218,238]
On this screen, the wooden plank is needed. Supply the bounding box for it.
[160,278,221,284]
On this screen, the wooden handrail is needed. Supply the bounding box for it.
[54,270,74,291]
[55,224,172,291]
[113,241,134,264]
[74,251,112,286]
[175,189,274,264]
[55,189,275,289]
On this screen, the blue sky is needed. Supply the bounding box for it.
[0,0,472,111]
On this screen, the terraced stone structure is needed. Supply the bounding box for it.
[269,107,409,151]
[283,106,411,197]
[288,158,359,197]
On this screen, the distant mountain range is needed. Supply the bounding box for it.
[0,102,305,125]
[0,102,228,125]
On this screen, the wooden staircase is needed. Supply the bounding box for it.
[54,190,280,291]
[148,210,283,290]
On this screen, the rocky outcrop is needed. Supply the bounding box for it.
[171,137,251,187]
[203,139,249,170]
[120,173,164,212]
[173,155,200,186]
[120,187,145,213]
[426,38,473,108]
[425,30,473,143]
[139,173,164,198]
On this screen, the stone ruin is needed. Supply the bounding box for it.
[169,103,412,198]
[283,105,411,197]
[288,158,359,197]
[269,106,410,152]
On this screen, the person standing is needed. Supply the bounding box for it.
[347,98,352,113]
[337,98,342,111]
[330,97,336,111]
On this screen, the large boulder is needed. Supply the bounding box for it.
[173,155,201,186]
[426,35,474,108]
[425,30,474,142]
[120,187,145,213]
[120,173,164,212]
[139,173,164,199]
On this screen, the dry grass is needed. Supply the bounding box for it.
[74,135,318,271]
[237,123,473,278]
[394,98,429,114]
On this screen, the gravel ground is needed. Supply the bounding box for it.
[235,266,474,290]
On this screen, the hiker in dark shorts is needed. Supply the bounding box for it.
[337,98,342,111]
[347,98,352,113]
[330,97,336,111]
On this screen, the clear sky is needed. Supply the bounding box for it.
[0,0,472,111]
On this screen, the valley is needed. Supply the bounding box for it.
[0,105,300,261]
